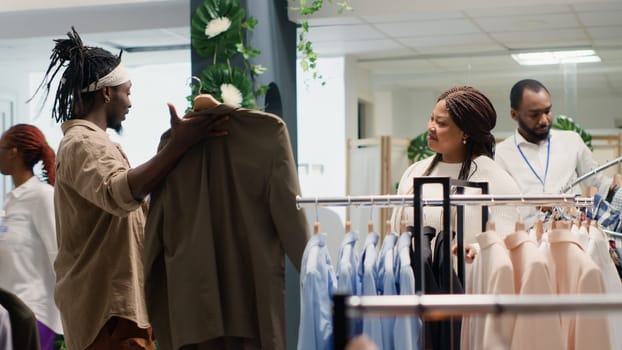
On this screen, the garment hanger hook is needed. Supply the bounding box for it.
[315,196,319,223]
[186,75,203,93]
[370,196,375,221]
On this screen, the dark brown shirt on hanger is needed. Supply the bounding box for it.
[144,104,309,350]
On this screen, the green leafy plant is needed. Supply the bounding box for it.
[552,115,593,151]
[189,0,268,109]
[407,131,434,162]
[290,0,352,83]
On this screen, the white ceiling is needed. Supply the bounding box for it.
[1,0,621,95]
[293,0,622,94]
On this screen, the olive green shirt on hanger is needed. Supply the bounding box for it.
[144,104,309,350]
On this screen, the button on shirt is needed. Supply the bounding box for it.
[298,233,336,350]
[54,119,149,350]
[0,176,62,334]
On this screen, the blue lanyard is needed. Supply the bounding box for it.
[514,134,550,192]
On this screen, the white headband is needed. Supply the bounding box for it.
[81,64,130,92]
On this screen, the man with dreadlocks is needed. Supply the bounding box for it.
[32,27,229,350]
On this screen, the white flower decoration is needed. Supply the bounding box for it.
[204,17,232,38]
[220,83,243,107]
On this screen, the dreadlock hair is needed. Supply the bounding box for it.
[510,79,550,110]
[423,86,498,181]
[2,124,56,185]
[31,26,122,123]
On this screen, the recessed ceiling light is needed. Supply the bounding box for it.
[511,49,601,66]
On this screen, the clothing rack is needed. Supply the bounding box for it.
[298,185,595,349]
[336,293,622,318]
[333,293,622,349]
[296,194,593,208]
[602,228,622,239]
[561,155,622,193]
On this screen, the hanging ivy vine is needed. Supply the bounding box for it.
[189,0,268,109]
[290,0,352,84]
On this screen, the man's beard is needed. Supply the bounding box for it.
[107,120,123,135]
[518,117,549,142]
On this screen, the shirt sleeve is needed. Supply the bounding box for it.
[573,132,611,196]
[57,134,142,216]
[31,186,58,267]
[268,121,310,271]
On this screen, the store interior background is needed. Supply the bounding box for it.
[1,0,621,348]
[2,0,622,255]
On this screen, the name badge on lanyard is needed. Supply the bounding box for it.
[515,134,550,192]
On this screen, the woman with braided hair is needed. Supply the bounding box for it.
[388,86,523,350]
[30,27,229,350]
[0,124,63,349]
[391,86,521,245]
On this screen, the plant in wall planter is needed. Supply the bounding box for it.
[190,0,268,109]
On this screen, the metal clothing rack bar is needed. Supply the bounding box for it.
[602,228,622,239]
[333,293,622,349]
[342,293,622,318]
[297,194,593,207]
[561,155,622,193]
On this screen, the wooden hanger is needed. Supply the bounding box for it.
[535,219,544,242]
[345,220,352,233]
[400,220,408,234]
[313,221,321,234]
[313,199,320,234]
[515,219,525,232]
[385,220,392,234]
[486,220,496,232]
[368,220,374,233]
[557,220,572,230]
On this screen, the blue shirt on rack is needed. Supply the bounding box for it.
[336,231,360,334]
[394,232,422,350]
[376,232,398,350]
[298,233,336,350]
[357,231,383,347]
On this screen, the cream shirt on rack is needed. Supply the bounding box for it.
[543,228,610,350]
[390,155,521,244]
[461,231,515,350]
[504,230,564,350]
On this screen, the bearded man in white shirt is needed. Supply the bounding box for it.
[495,79,616,198]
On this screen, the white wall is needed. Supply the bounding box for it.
[367,82,622,144]
[297,57,346,199]
[17,59,191,170]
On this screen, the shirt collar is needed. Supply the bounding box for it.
[476,230,504,250]
[514,128,553,146]
[8,176,41,200]
[341,231,360,246]
[548,228,584,251]
[503,230,531,250]
[61,119,108,137]
[364,231,380,248]
[308,232,327,247]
